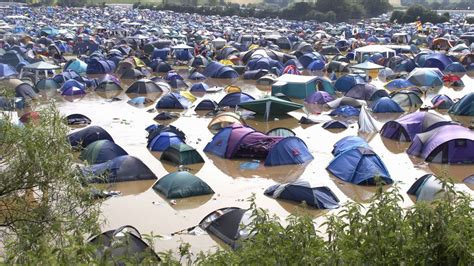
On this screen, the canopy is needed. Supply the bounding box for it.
[238,96,303,121]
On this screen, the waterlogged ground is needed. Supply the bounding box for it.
[26,73,474,254]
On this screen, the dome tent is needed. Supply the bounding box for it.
[80,139,128,164]
[152,170,214,199]
[160,143,204,165]
[83,155,156,183]
[67,126,114,149]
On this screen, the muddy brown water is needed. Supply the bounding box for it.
[19,72,474,254]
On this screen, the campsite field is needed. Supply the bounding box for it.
[52,71,473,254]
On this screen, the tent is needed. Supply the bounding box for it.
[444,62,466,75]
[148,132,185,152]
[332,136,371,156]
[83,155,156,183]
[189,82,209,92]
[381,112,455,142]
[202,61,239,78]
[371,97,404,113]
[64,59,87,74]
[384,79,415,91]
[449,92,474,116]
[89,225,159,263]
[329,105,360,117]
[35,78,60,91]
[156,92,192,109]
[305,91,334,104]
[0,63,17,78]
[264,137,313,166]
[195,99,218,111]
[422,53,452,71]
[407,174,443,201]
[19,111,40,124]
[264,179,339,209]
[199,207,253,249]
[204,124,282,159]
[334,74,366,92]
[407,125,474,164]
[126,79,163,94]
[66,114,91,126]
[326,97,365,109]
[344,84,388,102]
[152,170,213,199]
[208,112,245,134]
[431,94,454,109]
[68,126,114,148]
[61,79,85,92]
[390,90,423,109]
[154,112,179,121]
[358,106,379,133]
[96,80,122,91]
[146,124,186,146]
[61,86,86,96]
[86,58,116,74]
[266,127,296,137]
[128,96,153,107]
[80,139,128,164]
[160,143,204,165]
[188,71,206,80]
[327,147,393,185]
[15,83,37,100]
[121,68,144,80]
[218,92,255,108]
[322,120,348,129]
[407,68,443,87]
[238,96,303,121]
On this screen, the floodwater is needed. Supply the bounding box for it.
[29,72,474,254]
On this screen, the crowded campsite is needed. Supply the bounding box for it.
[0,2,473,264]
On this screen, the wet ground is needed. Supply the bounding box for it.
[25,72,474,254]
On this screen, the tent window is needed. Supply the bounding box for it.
[455,139,466,148]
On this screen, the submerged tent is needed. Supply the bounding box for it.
[390,90,423,109]
[160,143,204,165]
[66,113,91,126]
[329,105,360,117]
[68,126,114,148]
[327,147,392,185]
[305,91,334,104]
[345,83,388,102]
[323,120,348,129]
[199,207,253,249]
[407,68,443,87]
[371,97,404,113]
[95,80,122,91]
[407,174,443,201]
[407,125,474,164]
[264,179,339,209]
[80,139,128,164]
[153,170,214,199]
[334,74,366,92]
[195,99,218,111]
[449,92,474,116]
[83,155,156,183]
[148,131,184,152]
[266,127,296,137]
[208,112,245,134]
[89,225,159,264]
[238,96,303,120]
[218,92,255,108]
[126,79,163,94]
[331,136,371,156]
[264,137,313,166]
[431,94,454,109]
[156,92,192,109]
[202,61,239,78]
[380,112,454,142]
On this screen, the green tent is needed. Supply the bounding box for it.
[153,171,214,199]
[79,140,128,164]
[159,143,204,165]
[238,96,303,120]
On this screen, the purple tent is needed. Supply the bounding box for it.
[422,53,453,71]
[407,125,474,164]
[305,91,334,104]
[380,112,454,142]
[204,124,282,159]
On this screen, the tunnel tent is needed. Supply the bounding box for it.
[83,155,156,183]
[79,139,128,164]
[264,178,340,209]
[88,225,160,264]
[152,170,214,199]
[160,143,204,165]
[407,174,444,202]
[67,126,114,148]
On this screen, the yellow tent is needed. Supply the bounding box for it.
[180,91,197,103]
[219,59,234,66]
[224,85,241,94]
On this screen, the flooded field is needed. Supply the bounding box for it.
[26,73,474,253]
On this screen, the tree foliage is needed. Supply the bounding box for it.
[390,4,450,24]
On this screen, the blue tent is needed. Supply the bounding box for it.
[307,60,325,71]
[431,94,454,109]
[449,92,474,116]
[127,96,153,107]
[175,50,192,61]
[203,62,239,78]
[298,52,325,69]
[247,57,283,73]
[188,71,206,80]
[156,92,191,109]
[148,132,184,152]
[332,136,370,156]
[264,137,313,166]
[65,59,87,74]
[327,147,393,185]
[68,126,114,148]
[86,58,116,74]
[151,48,170,61]
[61,86,86,96]
[444,62,466,75]
[83,155,156,183]
[61,79,85,92]
[80,140,128,164]
[264,179,339,209]
[422,53,453,71]
[371,97,404,113]
[195,99,218,110]
[15,83,37,100]
[0,63,17,78]
[334,74,366,92]
[329,105,360,117]
[322,120,348,129]
[218,92,255,108]
[189,82,209,92]
[345,84,388,101]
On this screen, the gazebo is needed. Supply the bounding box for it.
[20,61,61,83]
